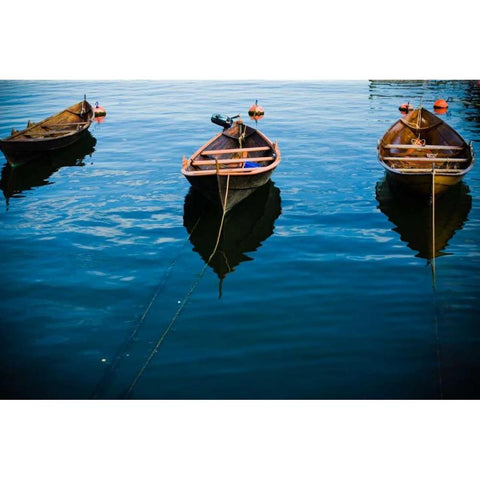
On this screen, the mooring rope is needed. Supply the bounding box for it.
[431,166,444,399]
[91,214,203,399]
[210,174,230,262]
[122,174,232,398]
[431,167,436,290]
[238,123,246,150]
[123,260,210,398]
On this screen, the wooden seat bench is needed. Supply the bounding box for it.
[201,146,270,155]
[383,144,464,151]
[394,168,464,173]
[24,129,78,137]
[383,156,469,162]
[42,122,90,127]
[192,156,274,166]
[212,166,264,173]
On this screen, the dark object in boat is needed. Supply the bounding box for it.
[0,98,94,157]
[376,177,471,261]
[211,114,239,129]
[183,180,281,297]
[377,107,475,197]
[182,116,280,212]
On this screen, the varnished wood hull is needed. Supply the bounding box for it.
[385,167,465,197]
[1,131,97,205]
[184,167,276,211]
[182,120,280,212]
[0,100,94,157]
[1,128,91,157]
[378,108,474,198]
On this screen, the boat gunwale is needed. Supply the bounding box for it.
[181,124,281,178]
[0,100,94,145]
[378,107,475,182]
[380,161,475,177]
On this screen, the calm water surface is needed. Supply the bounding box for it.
[1,80,479,399]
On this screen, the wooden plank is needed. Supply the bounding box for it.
[395,168,464,173]
[384,144,463,150]
[201,146,270,155]
[42,122,89,127]
[192,156,274,166]
[216,167,264,173]
[383,157,468,162]
[24,130,77,137]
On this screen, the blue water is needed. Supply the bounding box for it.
[1,80,479,399]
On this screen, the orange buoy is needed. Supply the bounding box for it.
[434,107,448,115]
[434,98,448,110]
[248,100,264,120]
[93,101,106,118]
[399,102,413,114]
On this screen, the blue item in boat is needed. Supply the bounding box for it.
[244,161,260,168]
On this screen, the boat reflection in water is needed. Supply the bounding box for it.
[0,131,96,208]
[376,176,472,261]
[183,180,282,297]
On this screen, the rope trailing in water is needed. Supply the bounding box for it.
[212,174,230,261]
[122,174,232,398]
[123,260,210,398]
[431,166,436,290]
[121,128,240,397]
[91,215,203,399]
[431,166,444,399]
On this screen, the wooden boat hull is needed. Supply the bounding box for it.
[0,99,94,157]
[0,129,90,155]
[1,131,97,205]
[378,107,475,198]
[184,167,276,211]
[384,166,466,197]
[182,120,280,212]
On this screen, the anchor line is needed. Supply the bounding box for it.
[91,213,203,399]
[122,175,232,398]
[123,260,210,398]
[431,166,444,399]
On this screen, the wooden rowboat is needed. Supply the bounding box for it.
[0,98,94,158]
[182,115,280,212]
[377,107,475,197]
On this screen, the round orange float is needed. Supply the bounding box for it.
[433,98,448,110]
[434,107,448,115]
[249,112,264,122]
[248,100,264,120]
[93,101,106,118]
[399,102,413,114]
